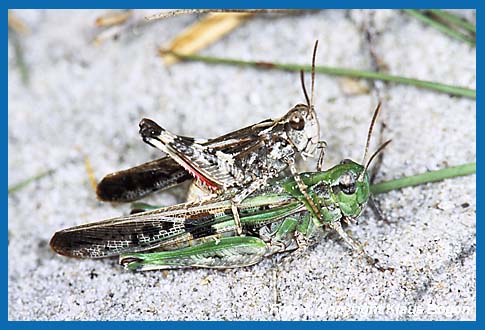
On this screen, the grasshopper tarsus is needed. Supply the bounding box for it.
[368,195,393,225]
[365,256,395,273]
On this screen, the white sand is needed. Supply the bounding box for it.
[8,9,475,320]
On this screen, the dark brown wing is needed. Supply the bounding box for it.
[96,157,191,202]
[97,118,278,202]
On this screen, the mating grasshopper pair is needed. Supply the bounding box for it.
[50,41,390,271]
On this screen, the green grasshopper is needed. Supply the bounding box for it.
[50,104,390,271]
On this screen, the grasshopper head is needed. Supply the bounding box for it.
[284,104,320,155]
[325,159,370,219]
[296,103,390,226]
[324,101,391,220]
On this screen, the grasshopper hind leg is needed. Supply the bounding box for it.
[121,217,305,271]
[120,236,269,271]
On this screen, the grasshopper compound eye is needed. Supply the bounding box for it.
[289,111,305,130]
[339,171,356,195]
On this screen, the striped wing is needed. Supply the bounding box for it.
[50,204,226,259]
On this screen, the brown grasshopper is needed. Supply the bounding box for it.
[97,41,326,235]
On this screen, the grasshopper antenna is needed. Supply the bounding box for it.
[364,139,392,174]
[300,40,318,109]
[310,40,318,110]
[300,70,310,107]
[361,102,382,165]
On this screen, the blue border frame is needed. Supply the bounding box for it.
[3,0,480,9]
[4,0,478,328]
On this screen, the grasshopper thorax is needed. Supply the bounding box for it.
[283,104,320,156]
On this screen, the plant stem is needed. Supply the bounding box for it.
[403,9,475,46]
[164,51,476,99]
[429,9,476,34]
[371,162,476,195]
[8,169,54,194]
[8,28,29,86]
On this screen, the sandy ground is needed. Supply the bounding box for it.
[8,10,475,320]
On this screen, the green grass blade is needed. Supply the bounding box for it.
[8,28,30,86]
[429,9,476,34]
[371,162,476,195]
[403,9,475,46]
[8,169,54,194]
[165,51,476,99]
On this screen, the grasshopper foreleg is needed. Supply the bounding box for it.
[331,219,393,272]
[285,158,324,226]
[368,196,392,225]
[316,140,327,171]
[330,220,363,252]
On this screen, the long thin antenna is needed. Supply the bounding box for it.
[364,139,392,173]
[310,40,318,109]
[362,102,382,165]
[300,70,310,106]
